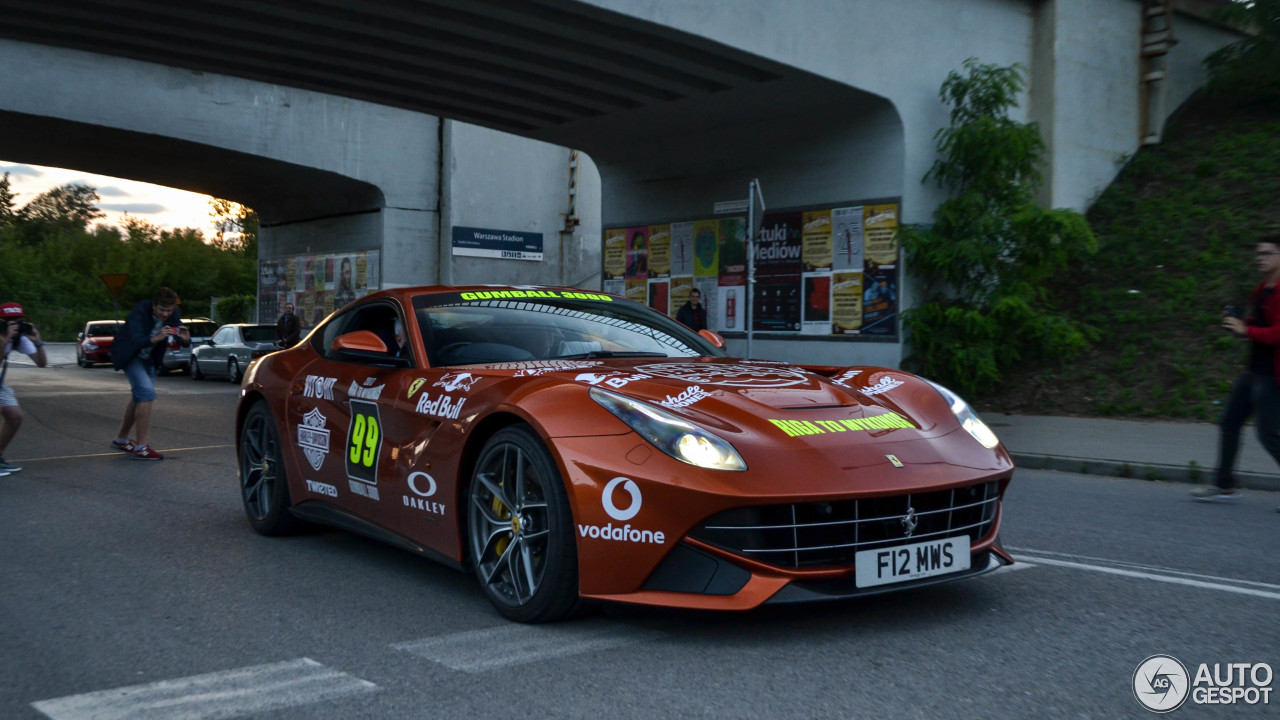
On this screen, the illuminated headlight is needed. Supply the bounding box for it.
[925,379,1000,449]
[83,343,98,351]
[590,387,746,471]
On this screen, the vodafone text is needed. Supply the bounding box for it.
[577,522,665,545]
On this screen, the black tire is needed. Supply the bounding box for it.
[238,400,302,536]
[467,425,581,623]
[190,357,204,380]
[157,365,170,377]
[228,358,242,384]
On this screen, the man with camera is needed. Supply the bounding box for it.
[110,287,190,461]
[0,302,48,475]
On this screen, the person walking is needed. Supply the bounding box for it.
[676,289,708,332]
[0,302,48,475]
[276,302,301,348]
[110,287,190,461]
[1195,234,1280,505]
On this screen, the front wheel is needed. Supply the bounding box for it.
[467,425,581,623]
[190,357,204,380]
[228,358,242,384]
[238,400,301,536]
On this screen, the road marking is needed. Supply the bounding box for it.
[15,445,233,463]
[393,620,664,673]
[1011,548,1280,601]
[31,657,377,720]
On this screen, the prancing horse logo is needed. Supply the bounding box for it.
[900,506,918,537]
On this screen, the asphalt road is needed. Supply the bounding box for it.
[1,359,1278,719]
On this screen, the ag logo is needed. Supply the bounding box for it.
[1133,654,1190,713]
[602,477,641,521]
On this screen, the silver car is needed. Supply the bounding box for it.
[190,323,278,383]
[160,318,217,375]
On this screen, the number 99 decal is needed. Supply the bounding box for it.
[346,399,382,487]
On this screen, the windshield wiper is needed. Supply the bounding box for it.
[548,350,669,359]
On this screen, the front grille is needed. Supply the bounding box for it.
[688,480,1001,569]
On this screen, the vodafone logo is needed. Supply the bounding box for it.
[602,477,641,521]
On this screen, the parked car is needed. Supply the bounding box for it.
[160,318,217,375]
[235,285,1014,623]
[76,320,123,367]
[190,324,278,383]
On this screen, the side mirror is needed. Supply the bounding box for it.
[698,329,726,349]
[332,330,411,367]
[78,332,85,340]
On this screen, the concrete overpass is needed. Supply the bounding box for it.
[0,0,1241,366]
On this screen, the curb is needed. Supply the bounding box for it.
[1008,452,1280,493]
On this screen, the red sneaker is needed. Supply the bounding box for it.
[131,444,164,461]
[111,438,135,454]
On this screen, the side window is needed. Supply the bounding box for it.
[314,302,412,366]
[212,328,233,344]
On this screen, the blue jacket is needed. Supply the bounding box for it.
[110,300,187,371]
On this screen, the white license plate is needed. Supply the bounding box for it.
[854,536,970,588]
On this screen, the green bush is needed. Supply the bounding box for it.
[216,295,257,323]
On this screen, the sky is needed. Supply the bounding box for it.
[0,160,218,236]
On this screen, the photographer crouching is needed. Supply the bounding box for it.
[0,302,48,475]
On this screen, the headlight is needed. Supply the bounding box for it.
[83,343,98,351]
[589,387,747,471]
[925,380,1000,449]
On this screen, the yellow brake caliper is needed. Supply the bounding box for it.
[492,485,512,557]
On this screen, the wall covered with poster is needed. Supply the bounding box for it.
[258,250,381,328]
[602,200,899,339]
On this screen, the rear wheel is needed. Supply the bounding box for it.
[190,357,204,380]
[467,425,581,623]
[228,358,242,384]
[238,400,302,536]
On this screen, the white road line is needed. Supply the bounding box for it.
[1010,547,1280,590]
[393,621,664,673]
[31,657,377,720]
[1013,554,1280,601]
[16,445,233,463]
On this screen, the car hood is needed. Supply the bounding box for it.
[480,357,952,438]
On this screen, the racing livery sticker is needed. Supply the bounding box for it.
[415,392,466,419]
[577,477,665,545]
[830,369,863,388]
[575,372,652,389]
[345,399,383,500]
[459,289,613,302]
[658,385,711,409]
[634,362,813,388]
[861,376,904,395]
[305,479,339,497]
[768,411,916,437]
[348,379,385,401]
[298,408,330,471]
[304,375,337,400]
[407,378,426,399]
[402,471,446,516]
[435,372,480,393]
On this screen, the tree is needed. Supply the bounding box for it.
[0,172,18,226]
[1205,0,1280,106]
[209,197,258,257]
[899,59,1097,395]
[21,182,105,227]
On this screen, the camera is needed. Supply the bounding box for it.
[1225,305,1244,319]
[17,321,34,335]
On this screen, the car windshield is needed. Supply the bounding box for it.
[413,289,724,366]
[241,326,277,344]
[186,322,217,337]
[86,323,119,337]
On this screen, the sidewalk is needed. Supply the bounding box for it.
[988,412,1280,492]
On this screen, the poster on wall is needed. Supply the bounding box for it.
[648,225,671,278]
[863,204,898,265]
[753,275,800,332]
[861,262,897,336]
[603,228,627,279]
[718,284,744,333]
[258,250,380,326]
[802,210,832,273]
[625,226,649,278]
[648,280,669,315]
[669,222,693,277]
[832,272,864,335]
[693,220,719,277]
[802,273,831,335]
[832,206,864,273]
[625,278,647,304]
[755,212,803,276]
[694,277,719,330]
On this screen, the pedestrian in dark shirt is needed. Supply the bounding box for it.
[109,287,190,461]
[277,302,301,348]
[676,289,707,332]
[1195,234,1280,509]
